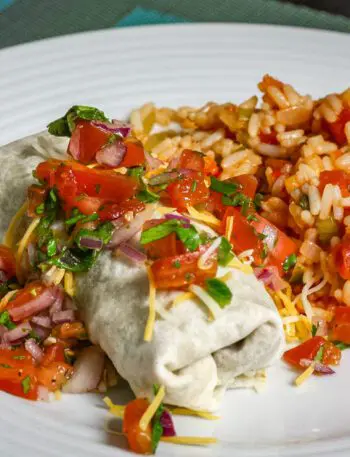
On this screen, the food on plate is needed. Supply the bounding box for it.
[1,75,350,453]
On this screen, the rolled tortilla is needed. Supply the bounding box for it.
[0,132,284,411]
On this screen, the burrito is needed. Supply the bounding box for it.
[0,114,284,411]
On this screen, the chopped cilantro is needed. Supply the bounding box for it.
[47,238,57,257]
[172,260,181,269]
[0,310,16,330]
[334,342,350,350]
[35,203,45,215]
[311,324,318,337]
[191,180,198,192]
[175,225,201,252]
[314,346,324,362]
[47,105,108,137]
[127,166,145,180]
[0,363,11,368]
[185,272,193,282]
[136,188,160,203]
[21,376,31,394]
[260,243,268,259]
[253,193,264,210]
[13,355,25,360]
[247,214,258,222]
[48,248,98,272]
[217,237,234,266]
[95,184,101,194]
[151,384,164,453]
[283,253,297,272]
[210,177,239,196]
[65,208,99,226]
[299,194,310,210]
[205,278,232,307]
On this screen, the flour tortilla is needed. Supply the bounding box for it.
[0,132,284,411]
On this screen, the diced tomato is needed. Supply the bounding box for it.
[66,195,102,215]
[36,160,139,204]
[178,149,205,171]
[118,140,145,168]
[330,306,350,344]
[221,207,297,273]
[203,156,220,176]
[27,185,47,218]
[326,108,350,146]
[52,322,86,340]
[319,170,350,197]
[205,190,226,219]
[321,341,341,365]
[123,398,152,455]
[142,219,184,259]
[0,348,37,400]
[98,198,145,222]
[151,247,218,290]
[283,336,326,368]
[36,361,73,391]
[6,282,48,321]
[232,174,258,199]
[259,131,278,145]
[0,245,16,280]
[41,343,66,367]
[68,120,111,164]
[167,171,210,210]
[332,236,350,280]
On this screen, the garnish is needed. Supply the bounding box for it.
[47,248,98,272]
[47,105,108,137]
[334,342,350,350]
[65,209,99,227]
[0,310,16,330]
[172,260,181,269]
[137,188,160,203]
[205,278,233,308]
[283,253,297,272]
[210,177,239,196]
[217,237,234,266]
[151,384,165,453]
[253,193,264,210]
[299,194,310,210]
[311,324,318,337]
[314,346,324,362]
[21,376,31,394]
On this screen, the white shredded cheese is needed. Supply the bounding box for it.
[189,285,222,319]
[197,237,222,270]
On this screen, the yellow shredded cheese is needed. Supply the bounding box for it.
[295,364,315,386]
[218,272,232,283]
[170,407,219,420]
[64,271,75,297]
[86,163,99,169]
[276,291,298,316]
[112,167,128,175]
[103,397,125,418]
[0,290,18,312]
[54,390,62,401]
[3,202,28,249]
[186,206,221,228]
[156,206,177,215]
[139,385,165,431]
[144,266,157,342]
[225,216,234,241]
[168,292,195,309]
[15,217,40,283]
[160,436,217,446]
[228,257,253,275]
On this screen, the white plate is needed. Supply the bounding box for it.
[1,23,350,457]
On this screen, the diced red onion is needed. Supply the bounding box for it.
[96,141,126,168]
[37,386,49,402]
[261,225,278,252]
[63,346,105,393]
[0,270,8,283]
[167,156,180,170]
[108,204,156,248]
[79,236,104,250]
[300,358,335,375]
[160,410,176,437]
[254,266,286,292]
[31,324,50,341]
[165,213,191,227]
[63,295,76,311]
[145,151,164,170]
[25,338,43,363]
[93,119,131,138]
[118,242,147,264]
[9,287,59,322]
[49,287,64,316]
[4,322,32,343]
[0,343,11,350]
[52,309,75,324]
[148,171,179,186]
[68,126,81,160]
[0,325,7,340]
[31,315,52,329]
[312,317,328,337]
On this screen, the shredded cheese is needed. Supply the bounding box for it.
[168,292,195,309]
[276,291,298,316]
[186,206,221,228]
[54,390,62,401]
[197,237,222,270]
[144,266,156,342]
[160,436,217,446]
[103,397,125,418]
[139,385,165,432]
[3,202,28,249]
[218,271,232,283]
[170,407,219,420]
[86,163,99,169]
[156,206,177,216]
[112,167,128,175]
[228,257,253,275]
[64,271,75,297]
[295,364,315,386]
[225,216,234,241]
[189,285,222,319]
[0,290,18,312]
[15,217,40,283]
